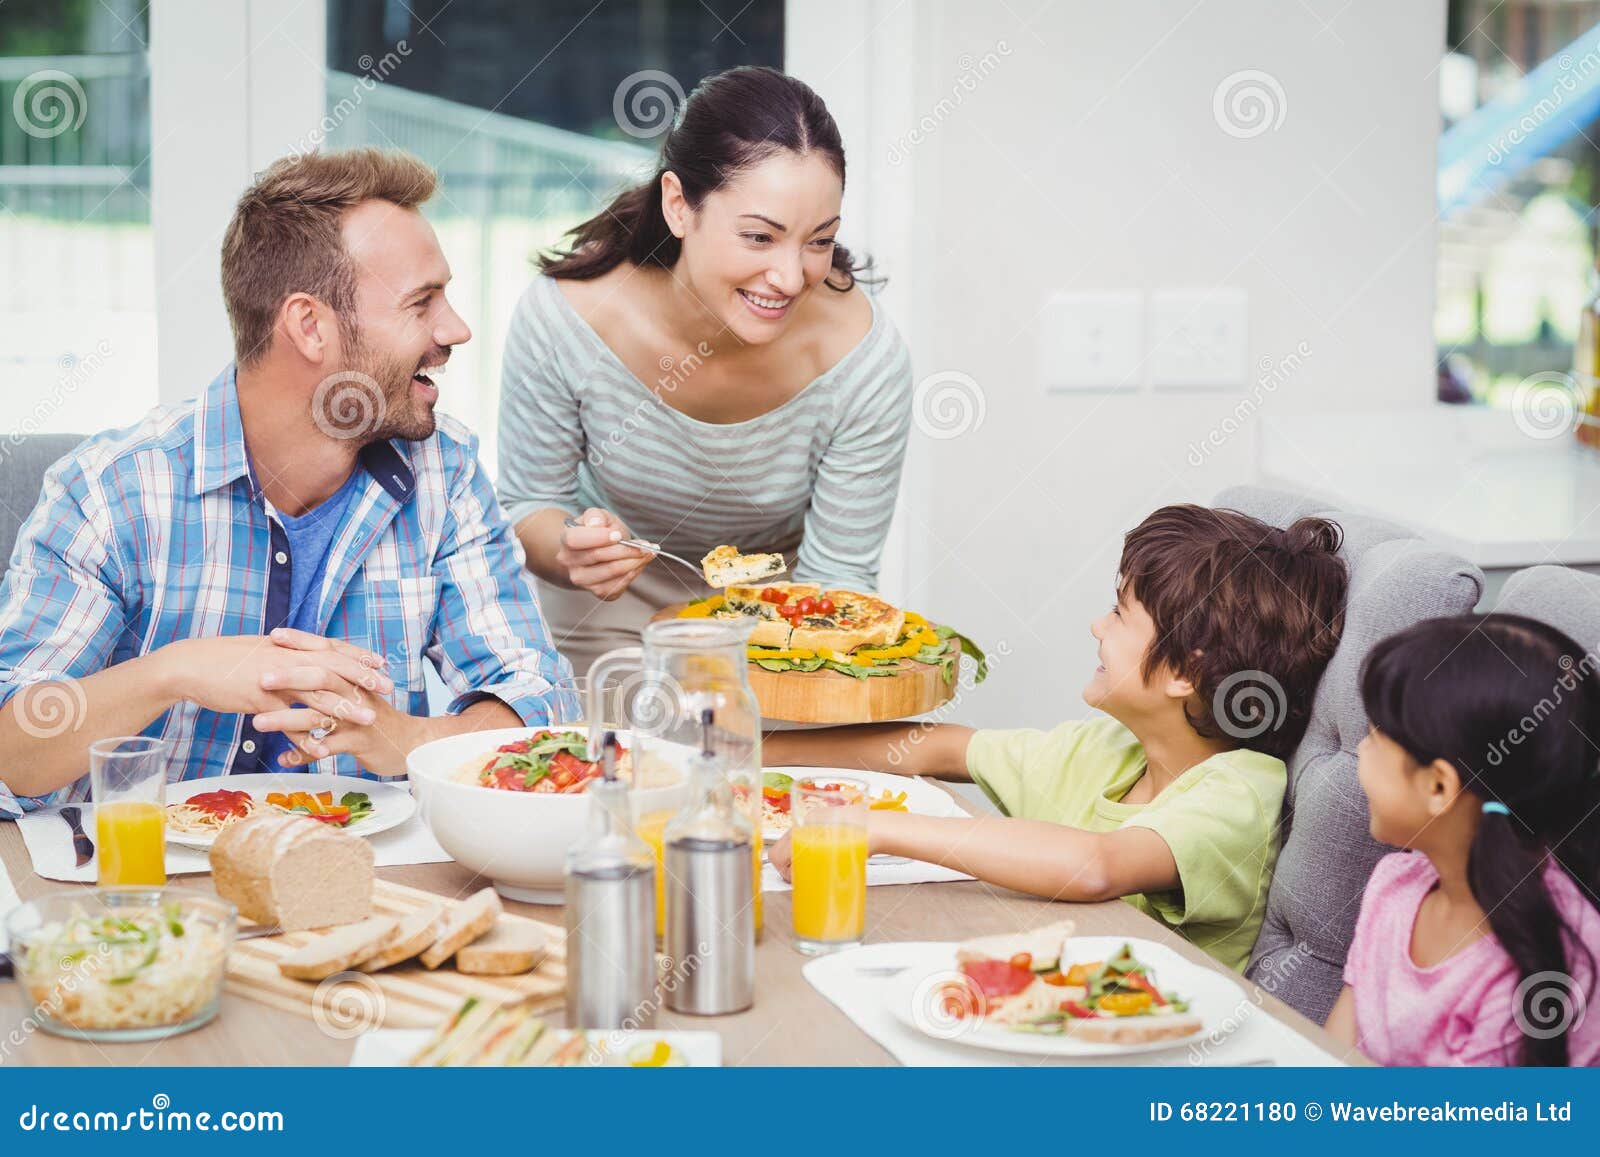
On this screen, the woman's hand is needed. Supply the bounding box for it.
[555,507,654,601]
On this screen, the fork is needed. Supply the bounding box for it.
[561,517,706,582]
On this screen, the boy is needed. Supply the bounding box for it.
[766,505,1348,971]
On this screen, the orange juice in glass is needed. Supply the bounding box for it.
[90,736,170,886]
[790,777,868,954]
[635,808,674,944]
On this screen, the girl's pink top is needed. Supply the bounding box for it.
[1343,851,1600,1066]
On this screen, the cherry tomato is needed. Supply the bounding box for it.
[817,598,836,616]
[1009,952,1033,972]
[760,587,787,604]
[796,596,818,616]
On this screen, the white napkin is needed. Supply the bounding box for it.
[803,942,1348,1067]
[761,858,973,892]
[0,850,20,952]
[17,806,451,884]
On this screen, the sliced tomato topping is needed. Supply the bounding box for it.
[960,959,1036,998]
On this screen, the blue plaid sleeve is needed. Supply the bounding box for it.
[0,452,130,818]
[427,433,578,725]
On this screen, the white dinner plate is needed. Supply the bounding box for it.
[883,935,1245,1059]
[349,1027,722,1067]
[759,767,965,843]
[164,772,416,849]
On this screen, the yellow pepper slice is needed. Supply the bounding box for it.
[1097,991,1154,1016]
[747,647,816,661]
[678,595,725,618]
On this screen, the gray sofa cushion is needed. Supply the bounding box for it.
[0,433,86,584]
[1214,485,1483,1022]
[1492,565,1600,654]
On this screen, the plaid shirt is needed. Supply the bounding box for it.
[0,367,577,818]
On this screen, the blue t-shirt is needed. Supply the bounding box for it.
[262,469,363,768]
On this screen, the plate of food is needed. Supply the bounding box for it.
[163,773,414,849]
[363,998,721,1067]
[663,573,988,724]
[883,922,1242,1058]
[754,767,966,843]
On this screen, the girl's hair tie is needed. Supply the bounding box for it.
[1481,800,1511,818]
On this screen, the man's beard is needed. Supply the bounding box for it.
[312,325,441,445]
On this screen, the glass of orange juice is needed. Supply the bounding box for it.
[790,776,869,955]
[90,736,170,886]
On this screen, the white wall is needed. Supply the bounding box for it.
[790,1,1446,729]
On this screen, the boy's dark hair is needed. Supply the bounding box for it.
[1118,504,1348,761]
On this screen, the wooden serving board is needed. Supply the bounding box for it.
[224,881,566,1030]
[655,604,961,724]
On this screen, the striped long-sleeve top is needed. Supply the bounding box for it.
[496,275,913,589]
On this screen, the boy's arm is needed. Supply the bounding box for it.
[761,723,975,781]
[769,810,1180,902]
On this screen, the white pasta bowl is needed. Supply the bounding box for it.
[406,727,689,903]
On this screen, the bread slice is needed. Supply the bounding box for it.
[455,918,548,976]
[356,903,444,972]
[277,916,399,981]
[956,919,1075,973]
[700,545,786,589]
[211,812,375,931]
[419,888,502,969]
[1063,1010,1205,1045]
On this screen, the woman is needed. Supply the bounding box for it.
[498,66,912,674]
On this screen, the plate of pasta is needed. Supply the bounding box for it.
[163,773,415,849]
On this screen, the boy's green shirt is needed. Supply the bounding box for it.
[965,717,1286,972]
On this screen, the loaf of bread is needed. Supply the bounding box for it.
[210,812,374,931]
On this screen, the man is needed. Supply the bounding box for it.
[0,147,576,816]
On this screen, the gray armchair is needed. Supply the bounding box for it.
[1214,484,1484,1023]
[0,433,85,582]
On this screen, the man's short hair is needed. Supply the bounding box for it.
[220,148,437,367]
[1118,504,1349,760]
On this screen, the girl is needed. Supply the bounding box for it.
[1328,613,1600,1066]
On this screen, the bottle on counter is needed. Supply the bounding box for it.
[564,731,658,1029]
[662,708,756,1016]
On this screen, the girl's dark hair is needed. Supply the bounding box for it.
[1361,613,1600,1065]
[541,66,866,290]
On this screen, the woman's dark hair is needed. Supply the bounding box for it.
[541,66,867,290]
[1361,613,1600,1065]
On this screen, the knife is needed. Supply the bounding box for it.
[60,805,94,868]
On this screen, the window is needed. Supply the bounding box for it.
[0,0,154,440]
[322,0,784,472]
[1436,0,1600,414]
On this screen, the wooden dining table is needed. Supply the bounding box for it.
[0,802,1360,1067]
